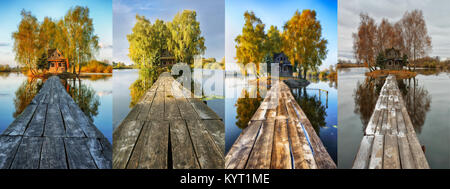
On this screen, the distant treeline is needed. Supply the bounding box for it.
[0,65,22,72]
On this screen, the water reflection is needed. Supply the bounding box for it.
[129,69,160,108]
[353,76,431,134]
[63,78,101,121]
[291,87,328,136]
[235,90,263,129]
[13,78,43,117]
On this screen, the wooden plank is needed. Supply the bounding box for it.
[202,120,225,155]
[43,103,65,137]
[10,137,43,169]
[165,94,182,120]
[23,104,47,137]
[0,136,22,169]
[225,121,262,169]
[368,135,384,169]
[189,98,221,120]
[383,134,400,169]
[87,138,112,169]
[175,98,200,120]
[407,133,429,169]
[136,92,155,121]
[127,120,169,169]
[353,136,374,169]
[2,104,38,136]
[59,101,85,137]
[186,119,224,169]
[291,100,336,169]
[170,120,199,169]
[65,138,97,169]
[148,92,165,120]
[66,96,103,138]
[270,119,292,169]
[287,119,316,169]
[246,120,275,169]
[398,135,415,169]
[40,137,67,169]
[112,120,144,169]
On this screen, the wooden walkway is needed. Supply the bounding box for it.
[113,72,224,169]
[225,80,336,169]
[0,76,112,169]
[353,75,429,169]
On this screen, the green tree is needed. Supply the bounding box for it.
[62,6,99,75]
[168,10,206,65]
[283,10,328,79]
[12,10,40,76]
[235,11,266,73]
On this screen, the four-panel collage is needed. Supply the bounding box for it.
[0,0,448,172]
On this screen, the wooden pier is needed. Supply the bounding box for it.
[113,72,224,169]
[0,76,112,169]
[353,75,429,169]
[225,80,336,169]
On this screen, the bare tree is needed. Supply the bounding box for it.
[400,10,432,71]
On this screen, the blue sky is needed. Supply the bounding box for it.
[0,0,112,66]
[113,0,225,65]
[226,0,337,70]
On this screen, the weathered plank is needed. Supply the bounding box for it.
[23,104,47,137]
[186,119,224,169]
[246,120,275,169]
[65,138,98,169]
[127,121,169,169]
[225,121,262,169]
[0,136,22,169]
[43,103,65,137]
[10,137,43,169]
[112,120,144,169]
[170,120,199,169]
[353,136,374,169]
[40,137,67,169]
[368,134,384,169]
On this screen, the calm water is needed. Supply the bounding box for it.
[224,76,338,163]
[112,69,224,130]
[338,67,450,168]
[0,72,113,142]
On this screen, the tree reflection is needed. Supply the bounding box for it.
[129,69,159,107]
[291,87,327,136]
[235,90,263,129]
[399,78,431,134]
[353,77,383,127]
[353,76,431,134]
[64,78,100,121]
[13,78,42,118]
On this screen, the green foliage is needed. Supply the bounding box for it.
[11,7,99,76]
[168,10,206,65]
[12,10,40,75]
[235,11,266,69]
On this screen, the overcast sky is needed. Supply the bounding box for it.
[226,0,337,71]
[0,0,112,66]
[113,0,224,65]
[339,0,450,61]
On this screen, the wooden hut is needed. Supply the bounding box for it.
[47,49,69,73]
